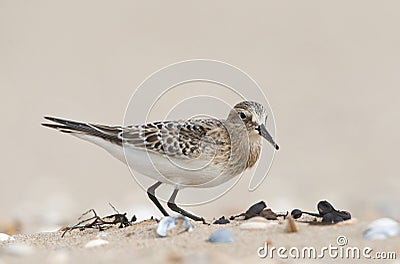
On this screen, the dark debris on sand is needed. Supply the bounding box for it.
[61,203,136,237]
[291,200,351,225]
[213,216,230,225]
[228,201,288,221]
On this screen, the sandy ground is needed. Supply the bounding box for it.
[1,1,400,263]
[0,216,399,264]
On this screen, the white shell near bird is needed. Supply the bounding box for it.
[208,228,234,243]
[156,216,194,237]
[0,232,15,241]
[363,218,400,240]
[84,238,109,248]
[240,217,277,230]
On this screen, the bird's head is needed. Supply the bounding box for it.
[228,101,279,151]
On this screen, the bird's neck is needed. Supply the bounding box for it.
[224,120,262,171]
[246,132,262,169]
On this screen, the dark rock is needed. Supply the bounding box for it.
[213,216,230,225]
[291,209,303,219]
[244,201,267,219]
[259,209,278,220]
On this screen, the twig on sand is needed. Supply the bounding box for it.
[61,203,136,237]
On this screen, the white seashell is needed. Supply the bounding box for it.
[0,233,15,241]
[2,243,34,255]
[156,216,194,237]
[84,238,109,248]
[208,228,234,243]
[240,217,277,230]
[363,218,400,240]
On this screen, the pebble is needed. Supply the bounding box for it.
[0,232,15,241]
[244,201,267,219]
[84,238,109,248]
[208,228,234,243]
[363,218,400,240]
[213,216,230,225]
[259,209,278,220]
[239,216,276,230]
[291,209,303,219]
[156,216,194,237]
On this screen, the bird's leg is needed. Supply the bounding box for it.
[167,188,206,224]
[147,181,169,217]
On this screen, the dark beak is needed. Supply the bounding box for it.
[257,124,279,150]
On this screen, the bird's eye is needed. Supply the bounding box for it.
[239,112,247,120]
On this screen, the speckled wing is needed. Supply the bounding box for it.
[42,116,229,160]
[120,119,229,159]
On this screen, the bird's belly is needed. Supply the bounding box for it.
[122,147,234,188]
[77,135,239,188]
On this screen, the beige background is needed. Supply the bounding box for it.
[1,1,399,231]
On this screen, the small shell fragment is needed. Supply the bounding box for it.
[240,216,276,230]
[286,216,298,233]
[156,216,193,237]
[363,218,400,240]
[0,232,15,241]
[84,238,109,248]
[208,228,234,243]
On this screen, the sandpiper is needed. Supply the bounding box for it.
[43,101,279,222]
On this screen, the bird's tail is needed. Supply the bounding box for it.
[42,116,122,144]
